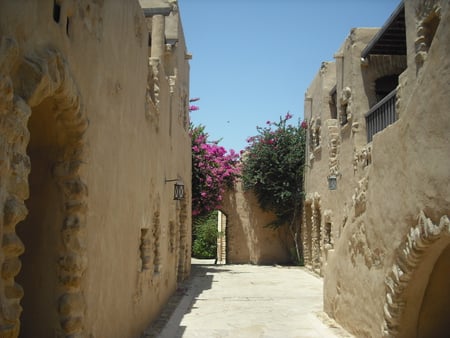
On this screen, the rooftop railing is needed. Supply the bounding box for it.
[365,89,397,142]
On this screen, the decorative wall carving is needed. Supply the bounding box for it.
[311,116,321,151]
[302,199,313,266]
[352,176,369,218]
[415,1,441,71]
[0,37,88,337]
[140,229,151,271]
[169,74,176,94]
[353,145,372,174]
[177,198,189,282]
[327,120,340,177]
[382,211,450,337]
[303,193,322,272]
[152,209,161,274]
[348,221,384,269]
[339,87,352,126]
[146,57,161,128]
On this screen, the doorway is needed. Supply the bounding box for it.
[416,244,450,337]
[16,96,63,337]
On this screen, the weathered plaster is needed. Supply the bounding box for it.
[222,181,291,265]
[304,1,450,336]
[0,1,191,337]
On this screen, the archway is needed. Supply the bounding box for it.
[0,39,88,337]
[416,244,450,337]
[382,212,450,337]
[16,95,68,336]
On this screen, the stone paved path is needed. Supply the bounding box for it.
[143,259,352,338]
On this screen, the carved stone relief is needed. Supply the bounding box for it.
[327,120,341,177]
[415,1,441,71]
[382,211,450,337]
[152,208,161,275]
[169,74,176,95]
[177,197,189,282]
[353,146,372,174]
[303,193,322,272]
[146,57,161,128]
[339,87,352,126]
[302,199,313,266]
[352,175,369,218]
[312,196,322,271]
[0,37,89,337]
[348,221,384,270]
[309,116,322,153]
[140,228,151,271]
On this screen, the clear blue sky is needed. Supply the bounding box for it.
[179,0,401,152]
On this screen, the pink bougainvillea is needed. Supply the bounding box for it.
[301,119,308,129]
[190,124,240,218]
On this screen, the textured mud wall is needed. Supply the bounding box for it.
[303,29,377,276]
[222,181,291,265]
[0,1,191,337]
[309,2,450,337]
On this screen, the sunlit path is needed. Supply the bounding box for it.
[145,259,352,338]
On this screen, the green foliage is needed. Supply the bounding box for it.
[241,113,307,228]
[241,114,307,264]
[192,210,218,259]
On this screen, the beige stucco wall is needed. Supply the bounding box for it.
[222,181,291,265]
[304,1,450,337]
[303,28,379,275]
[0,1,191,337]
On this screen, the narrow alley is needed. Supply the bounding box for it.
[143,259,353,338]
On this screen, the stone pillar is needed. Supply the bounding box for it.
[302,202,312,267]
[311,199,321,272]
[334,52,344,96]
[217,211,227,264]
[151,14,165,59]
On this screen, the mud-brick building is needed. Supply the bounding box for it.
[0,0,191,337]
[302,0,449,336]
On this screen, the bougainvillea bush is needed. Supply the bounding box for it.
[190,124,240,219]
[241,113,307,263]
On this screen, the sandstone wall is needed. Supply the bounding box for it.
[303,29,377,275]
[304,1,450,337]
[222,182,291,265]
[0,1,191,337]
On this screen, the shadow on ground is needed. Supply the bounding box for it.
[142,259,231,337]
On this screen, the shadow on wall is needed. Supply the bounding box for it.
[221,182,291,265]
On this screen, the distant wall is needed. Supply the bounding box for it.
[222,181,291,265]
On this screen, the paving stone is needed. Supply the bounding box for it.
[144,259,353,338]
